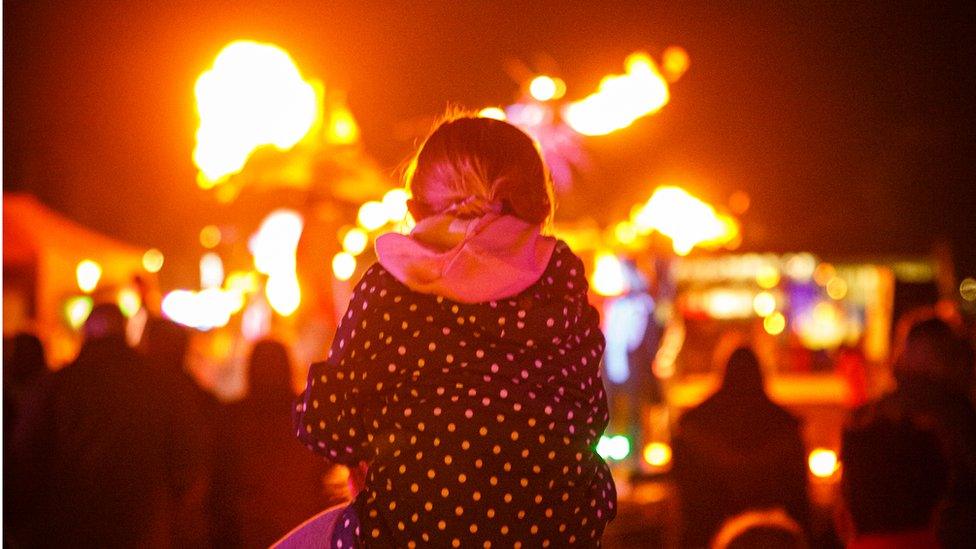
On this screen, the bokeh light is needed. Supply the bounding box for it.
[959,277,975,301]
[116,288,142,318]
[342,227,369,256]
[478,107,507,121]
[529,75,565,102]
[357,201,389,231]
[142,248,165,273]
[64,296,94,330]
[763,311,787,335]
[808,448,839,478]
[75,260,102,294]
[642,442,672,468]
[591,251,626,297]
[332,252,357,281]
[753,291,777,317]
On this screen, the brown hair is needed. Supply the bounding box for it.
[405,113,554,225]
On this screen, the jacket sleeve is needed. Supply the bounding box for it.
[294,266,383,465]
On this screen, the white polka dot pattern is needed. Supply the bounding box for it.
[295,242,617,547]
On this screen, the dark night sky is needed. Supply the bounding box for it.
[5,1,976,279]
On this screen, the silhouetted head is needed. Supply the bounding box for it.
[720,347,766,397]
[247,339,294,399]
[7,332,47,383]
[841,409,947,536]
[405,115,554,225]
[712,508,807,549]
[895,316,969,388]
[83,303,127,342]
[141,318,190,373]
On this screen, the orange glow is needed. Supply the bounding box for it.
[199,252,225,289]
[808,448,839,478]
[142,248,164,273]
[797,302,846,350]
[643,442,672,468]
[633,186,739,255]
[529,75,565,101]
[562,52,671,136]
[727,190,751,215]
[75,260,102,294]
[813,263,836,286]
[249,210,304,275]
[764,311,787,335]
[661,46,690,82]
[199,225,222,249]
[326,98,360,145]
[478,107,507,121]
[613,221,639,246]
[332,252,357,281]
[193,40,318,187]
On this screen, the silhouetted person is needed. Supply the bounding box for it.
[673,347,810,548]
[865,316,976,548]
[140,317,213,548]
[213,340,333,548]
[4,333,50,547]
[839,408,947,548]
[16,304,200,547]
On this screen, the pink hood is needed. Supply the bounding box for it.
[374,212,556,304]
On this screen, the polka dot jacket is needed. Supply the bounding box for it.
[295,241,617,547]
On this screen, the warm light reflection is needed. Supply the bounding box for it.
[562,53,670,136]
[809,448,839,478]
[142,248,165,273]
[193,40,318,187]
[76,260,102,294]
[643,442,672,468]
[961,277,976,301]
[591,251,626,297]
[332,252,357,281]
[478,107,507,121]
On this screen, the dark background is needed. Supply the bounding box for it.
[5,1,975,282]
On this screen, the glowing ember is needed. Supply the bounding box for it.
[193,40,318,188]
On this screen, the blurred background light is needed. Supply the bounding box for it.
[142,248,165,273]
[75,260,102,294]
[808,448,839,478]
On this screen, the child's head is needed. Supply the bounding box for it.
[405,115,554,225]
